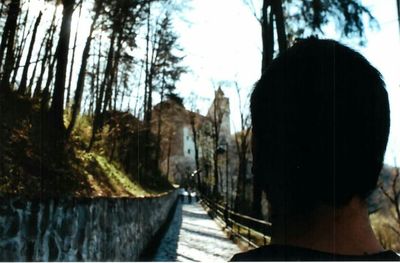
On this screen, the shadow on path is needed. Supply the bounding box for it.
[150,200,183,261]
[152,200,241,262]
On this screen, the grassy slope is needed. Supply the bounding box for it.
[76,150,162,197]
[0,92,172,198]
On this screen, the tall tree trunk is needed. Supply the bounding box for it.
[254,0,281,217]
[166,130,172,180]
[11,3,30,86]
[87,56,96,117]
[102,32,122,114]
[91,35,102,118]
[66,2,82,108]
[155,83,165,167]
[213,143,219,195]
[0,0,5,19]
[190,112,201,190]
[88,30,116,151]
[18,11,42,94]
[271,0,287,53]
[118,73,127,111]
[261,0,275,73]
[143,2,151,118]
[102,2,125,115]
[0,0,21,92]
[42,44,57,107]
[50,0,75,132]
[397,0,400,33]
[34,8,57,97]
[0,1,14,71]
[212,97,222,195]
[143,29,158,176]
[67,10,99,137]
[235,153,248,212]
[141,2,152,175]
[27,30,46,93]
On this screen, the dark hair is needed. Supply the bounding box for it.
[251,38,390,212]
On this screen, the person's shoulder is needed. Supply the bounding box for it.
[230,245,400,261]
[230,245,286,261]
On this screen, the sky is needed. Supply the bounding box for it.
[172,0,400,166]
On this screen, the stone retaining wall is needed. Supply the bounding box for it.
[0,190,177,261]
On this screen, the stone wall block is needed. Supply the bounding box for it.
[0,190,177,261]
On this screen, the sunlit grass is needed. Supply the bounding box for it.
[91,153,149,197]
[72,146,165,197]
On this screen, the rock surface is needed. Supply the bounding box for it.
[0,191,177,261]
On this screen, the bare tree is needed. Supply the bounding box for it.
[18,11,42,94]
[0,0,21,92]
[11,1,31,87]
[67,1,101,138]
[243,0,377,73]
[233,82,252,212]
[210,86,226,195]
[33,8,58,97]
[188,95,201,191]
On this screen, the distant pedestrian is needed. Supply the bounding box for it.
[188,190,192,203]
[179,188,185,202]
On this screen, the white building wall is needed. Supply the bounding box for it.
[183,126,196,161]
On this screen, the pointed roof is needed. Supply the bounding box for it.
[216,86,225,98]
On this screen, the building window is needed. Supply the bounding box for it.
[188,149,191,154]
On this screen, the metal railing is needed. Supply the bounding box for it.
[201,197,272,248]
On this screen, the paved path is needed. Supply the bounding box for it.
[152,199,241,262]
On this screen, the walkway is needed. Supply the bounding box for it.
[152,199,242,262]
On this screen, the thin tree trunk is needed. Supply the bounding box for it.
[102,32,122,114]
[0,1,14,71]
[166,130,172,180]
[18,11,42,94]
[91,35,102,118]
[190,112,201,190]
[27,31,46,94]
[11,3,30,86]
[143,2,151,118]
[88,65,96,117]
[118,73,127,111]
[0,0,21,92]
[113,74,119,111]
[34,10,57,97]
[88,30,116,151]
[50,0,75,132]
[271,0,287,53]
[66,10,99,137]
[155,83,165,167]
[261,0,274,73]
[102,2,126,116]
[66,2,82,108]
[42,49,57,106]
[212,97,222,195]
[0,0,5,19]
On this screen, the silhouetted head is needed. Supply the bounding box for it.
[251,38,390,215]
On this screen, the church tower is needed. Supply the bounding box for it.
[207,86,231,141]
